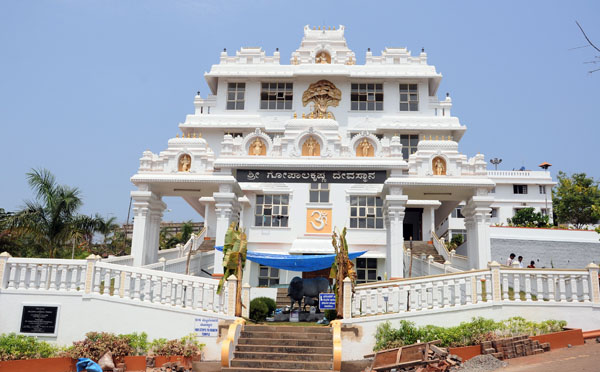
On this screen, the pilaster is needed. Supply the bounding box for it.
[384,186,408,279]
[130,190,167,266]
[213,184,239,276]
[462,194,493,269]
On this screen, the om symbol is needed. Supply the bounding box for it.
[310,210,328,231]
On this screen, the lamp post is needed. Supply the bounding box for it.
[539,162,553,222]
[490,158,502,170]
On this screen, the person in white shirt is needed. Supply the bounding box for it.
[506,253,516,266]
[518,256,524,268]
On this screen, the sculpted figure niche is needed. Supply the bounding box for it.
[178,154,191,172]
[302,80,341,118]
[302,136,320,156]
[433,156,447,176]
[356,138,374,157]
[248,138,266,156]
[315,51,331,64]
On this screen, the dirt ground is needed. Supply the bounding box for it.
[501,340,600,372]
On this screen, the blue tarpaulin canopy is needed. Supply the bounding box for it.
[214,246,366,272]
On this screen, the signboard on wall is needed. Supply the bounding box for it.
[194,317,218,337]
[236,170,386,184]
[20,305,59,335]
[319,293,336,310]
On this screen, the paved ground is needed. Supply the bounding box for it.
[501,341,600,372]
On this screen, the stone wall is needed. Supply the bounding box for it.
[491,238,600,268]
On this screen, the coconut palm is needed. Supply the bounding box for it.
[7,169,95,258]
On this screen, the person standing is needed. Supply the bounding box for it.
[518,256,524,268]
[527,260,536,268]
[506,253,516,266]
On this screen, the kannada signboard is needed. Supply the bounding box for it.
[319,293,336,310]
[20,305,59,335]
[236,170,386,184]
[194,317,218,337]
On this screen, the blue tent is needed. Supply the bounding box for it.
[214,246,366,272]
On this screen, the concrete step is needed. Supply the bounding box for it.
[231,359,333,370]
[199,238,216,252]
[238,338,332,347]
[234,352,332,362]
[235,344,333,354]
[276,288,289,308]
[243,325,331,334]
[409,241,445,264]
[241,331,332,340]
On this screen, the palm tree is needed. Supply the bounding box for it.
[7,169,92,258]
[94,215,120,254]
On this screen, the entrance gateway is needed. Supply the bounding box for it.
[128,24,500,287]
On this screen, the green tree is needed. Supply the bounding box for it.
[552,172,600,229]
[6,169,98,258]
[508,208,549,228]
[159,220,194,250]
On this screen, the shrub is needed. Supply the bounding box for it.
[324,309,338,321]
[119,332,149,356]
[0,333,59,361]
[67,332,133,360]
[374,317,566,351]
[249,298,269,322]
[508,208,549,228]
[254,297,276,315]
[150,334,204,358]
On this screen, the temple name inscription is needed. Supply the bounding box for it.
[236,170,386,183]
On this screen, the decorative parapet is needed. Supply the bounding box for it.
[219,47,280,65]
[137,136,215,174]
[365,47,428,65]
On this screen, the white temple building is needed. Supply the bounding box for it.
[129,25,556,284]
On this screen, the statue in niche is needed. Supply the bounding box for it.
[433,156,446,176]
[315,51,331,64]
[357,138,374,157]
[302,136,320,156]
[302,80,341,118]
[249,137,266,156]
[178,154,191,172]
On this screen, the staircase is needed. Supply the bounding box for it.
[408,241,445,264]
[199,238,216,252]
[222,325,334,372]
[276,288,290,309]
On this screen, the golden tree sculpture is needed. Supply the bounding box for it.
[302,80,342,118]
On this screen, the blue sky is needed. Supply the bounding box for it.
[0,0,598,223]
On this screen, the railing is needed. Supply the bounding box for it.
[103,255,134,266]
[157,247,182,261]
[431,231,469,270]
[0,253,231,317]
[156,227,208,263]
[403,250,461,278]
[343,263,600,319]
[143,251,214,276]
[1,258,87,292]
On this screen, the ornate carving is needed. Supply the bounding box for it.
[433,156,446,176]
[178,154,191,172]
[302,136,320,156]
[356,138,374,157]
[315,50,331,64]
[302,80,341,118]
[248,138,266,156]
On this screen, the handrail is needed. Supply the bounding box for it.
[96,261,218,285]
[221,318,245,367]
[331,320,342,371]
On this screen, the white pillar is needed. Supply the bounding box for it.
[385,187,408,279]
[130,190,166,266]
[462,193,493,269]
[213,184,239,277]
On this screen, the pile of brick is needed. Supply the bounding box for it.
[480,336,551,360]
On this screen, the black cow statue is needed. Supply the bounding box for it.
[287,276,330,311]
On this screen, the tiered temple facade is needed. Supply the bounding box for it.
[129,25,554,284]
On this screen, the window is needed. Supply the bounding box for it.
[356,258,378,284]
[490,187,496,194]
[225,132,243,138]
[258,265,279,287]
[450,230,467,243]
[539,185,546,194]
[260,82,293,110]
[451,208,464,218]
[400,134,419,159]
[513,185,528,194]
[351,83,383,111]
[399,84,418,111]
[310,183,329,203]
[226,83,245,110]
[349,196,384,229]
[491,208,498,218]
[255,194,289,227]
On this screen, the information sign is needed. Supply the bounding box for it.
[319,293,336,310]
[194,317,218,337]
[20,305,58,335]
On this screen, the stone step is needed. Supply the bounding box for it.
[238,338,332,347]
[199,238,216,252]
[241,331,332,340]
[244,325,331,334]
[223,368,333,372]
[231,359,333,370]
[235,344,333,354]
[409,241,445,264]
[234,352,332,362]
